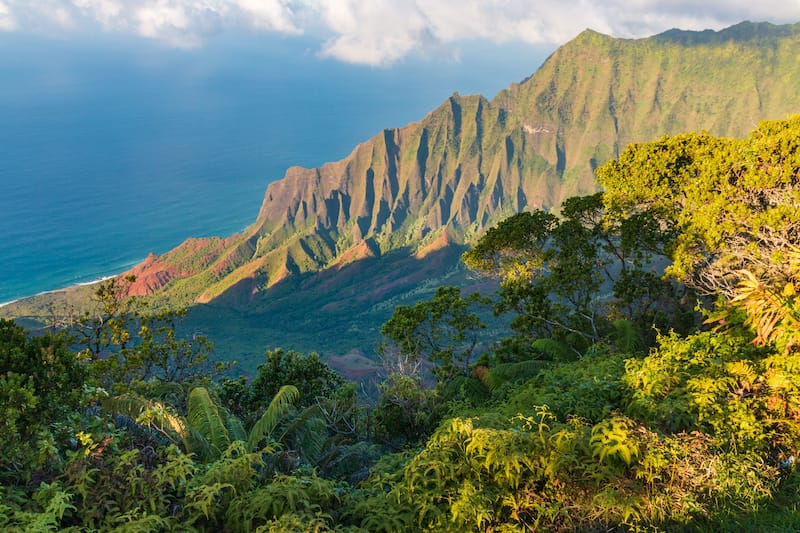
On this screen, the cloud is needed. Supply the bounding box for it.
[134,3,205,48]
[0,2,17,31]
[3,0,300,47]
[2,0,800,64]
[235,0,300,33]
[313,0,800,65]
[3,0,81,32]
[316,0,433,65]
[71,0,123,28]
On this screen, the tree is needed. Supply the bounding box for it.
[70,276,139,362]
[380,286,489,385]
[595,117,800,459]
[463,193,689,358]
[219,349,345,429]
[0,320,86,476]
[372,372,443,447]
[598,117,800,300]
[68,277,227,393]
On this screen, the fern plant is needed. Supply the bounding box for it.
[246,384,299,452]
[730,246,800,354]
[187,386,232,460]
[589,417,640,467]
[479,358,550,391]
[104,384,321,466]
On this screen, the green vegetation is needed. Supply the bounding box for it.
[2,116,799,531]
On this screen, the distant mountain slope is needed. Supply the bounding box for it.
[5,21,800,369]
[120,21,800,308]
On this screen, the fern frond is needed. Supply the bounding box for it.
[187,387,231,460]
[103,393,192,452]
[224,413,248,443]
[530,338,576,361]
[103,393,144,418]
[247,385,300,452]
[283,414,328,465]
[611,319,642,353]
[481,359,550,391]
[148,380,186,405]
[732,268,800,349]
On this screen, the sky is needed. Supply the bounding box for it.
[1,1,800,66]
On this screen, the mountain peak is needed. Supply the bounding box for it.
[119,21,800,312]
[653,20,800,45]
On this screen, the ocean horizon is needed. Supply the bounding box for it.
[0,32,550,304]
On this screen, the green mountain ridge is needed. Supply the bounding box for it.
[5,21,800,367]
[120,21,800,306]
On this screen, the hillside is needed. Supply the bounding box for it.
[5,21,800,368]
[121,21,800,301]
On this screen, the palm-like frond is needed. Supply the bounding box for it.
[481,359,550,391]
[733,268,800,351]
[187,387,231,460]
[531,338,575,362]
[147,380,186,406]
[247,385,300,452]
[281,412,328,465]
[102,393,149,419]
[278,402,333,463]
[103,393,191,452]
[611,319,642,353]
[225,413,248,442]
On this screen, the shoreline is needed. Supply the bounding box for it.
[0,273,127,310]
[75,275,117,288]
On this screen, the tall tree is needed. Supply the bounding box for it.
[598,116,800,300]
[463,193,687,357]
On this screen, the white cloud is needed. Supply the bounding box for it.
[3,0,299,47]
[4,0,80,32]
[235,0,300,33]
[2,0,800,64]
[313,0,800,65]
[316,0,432,65]
[135,3,197,47]
[0,2,17,31]
[71,0,125,29]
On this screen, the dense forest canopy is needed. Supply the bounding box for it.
[1,117,799,531]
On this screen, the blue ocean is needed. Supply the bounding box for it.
[0,33,549,304]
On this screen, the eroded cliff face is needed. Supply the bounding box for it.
[124,22,800,307]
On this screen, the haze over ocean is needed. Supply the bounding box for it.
[0,33,550,305]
